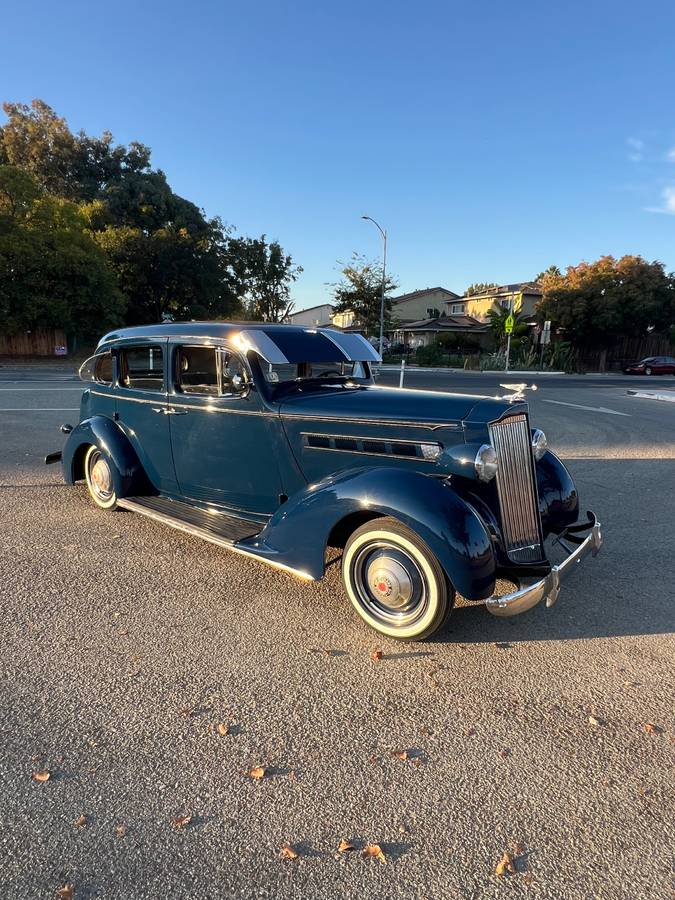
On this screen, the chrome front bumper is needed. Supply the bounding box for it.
[485,511,603,617]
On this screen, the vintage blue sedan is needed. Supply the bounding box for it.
[48,322,602,640]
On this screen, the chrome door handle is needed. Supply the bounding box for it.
[167,407,188,415]
[151,407,166,414]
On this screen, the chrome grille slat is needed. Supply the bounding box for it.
[489,414,543,563]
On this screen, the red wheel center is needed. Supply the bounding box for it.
[378,581,388,593]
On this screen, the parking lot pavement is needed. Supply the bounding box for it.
[1,367,674,899]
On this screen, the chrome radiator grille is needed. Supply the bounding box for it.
[488,414,543,563]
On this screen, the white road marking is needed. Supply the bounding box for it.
[0,408,79,412]
[0,381,84,394]
[541,399,630,417]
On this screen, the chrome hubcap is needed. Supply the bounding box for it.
[89,452,113,501]
[352,542,428,626]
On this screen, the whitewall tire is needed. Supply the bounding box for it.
[342,517,453,640]
[84,445,119,510]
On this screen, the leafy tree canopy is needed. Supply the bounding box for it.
[225,235,302,322]
[0,165,125,339]
[0,99,301,337]
[536,255,675,348]
[331,253,398,336]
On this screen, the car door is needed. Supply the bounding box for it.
[167,343,284,514]
[114,339,178,494]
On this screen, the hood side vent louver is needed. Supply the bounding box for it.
[303,433,441,462]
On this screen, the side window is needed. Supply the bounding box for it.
[95,352,113,385]
[78,350,113,385]
[176,346,218,395]
[120,345,164,391]
[219,350,250,396]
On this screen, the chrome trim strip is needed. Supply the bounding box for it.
[485,514,602,616]
[303,444,438,462]
[117,498,314,581]
[282,412,459,429]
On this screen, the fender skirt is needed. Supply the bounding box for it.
[61,416,149,498]
[237,467,496,598]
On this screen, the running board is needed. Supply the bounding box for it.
[117,495,262,547]
[116,495,314,581]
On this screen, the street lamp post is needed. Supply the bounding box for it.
[361,215,387,358]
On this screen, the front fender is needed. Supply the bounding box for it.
[238,467,496,598]
[62,416,149,497]
[536,450,579,535]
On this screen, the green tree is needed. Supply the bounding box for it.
[465,282,497,296]
[0,165,125,341]
[536,255,675,349]
[0,99,151,201]
[331,253,398,336]
[225,235,302,321]
[535,265,561,284]
[486,305,529,351]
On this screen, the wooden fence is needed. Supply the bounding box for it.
[576,334,674,372]
[0,329,68,357]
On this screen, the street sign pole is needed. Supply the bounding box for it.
[504,298,514,374]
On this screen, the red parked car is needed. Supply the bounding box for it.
[623,356,675,375]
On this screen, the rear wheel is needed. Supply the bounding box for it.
[84,445,119,510]
[342,517,453,640]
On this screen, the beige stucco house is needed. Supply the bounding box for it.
[453,283,542,323]
[285,303,334,327]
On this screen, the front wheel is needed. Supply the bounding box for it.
[342,517,453,640]
[84,445,119,510]
[645,366,653,375]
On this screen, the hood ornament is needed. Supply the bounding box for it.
[499,382,538,402]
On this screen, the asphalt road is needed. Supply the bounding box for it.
[1,366,673,899]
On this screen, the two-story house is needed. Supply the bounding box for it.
[454,283,542,323]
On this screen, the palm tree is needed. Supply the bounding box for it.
[486,306,529,351]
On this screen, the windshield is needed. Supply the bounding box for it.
[260,360,371,394]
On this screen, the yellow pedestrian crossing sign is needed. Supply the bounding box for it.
[504,314,514,334]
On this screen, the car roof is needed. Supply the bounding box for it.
[96,321,381,365]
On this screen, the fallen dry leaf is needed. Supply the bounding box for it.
[371,650,383,662]
[178,707,193,717]
[368,754,378,765]
[216,723,230,736]
[522,872,534,886]
[32,770,51,783]
[338,838,355,853]
[288,769,297,782]
[495,852,516,877]
[280,844,298,860]
[644,722,663,735]
[463,728,476,737]
[513,842,526,856]
[249,765,266,780]
[56,886,74,900]
[588,716,604,727]
[114,823,128,837]
[74,814,87,829]
[498,748,511,759]
[170,815,192,829]
[362,843,386,863]
[392,749,408,761]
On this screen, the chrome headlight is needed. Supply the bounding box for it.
[474,444,498,482]
[531,429,548,460]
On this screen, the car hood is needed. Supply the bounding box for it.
[278,384,520,429]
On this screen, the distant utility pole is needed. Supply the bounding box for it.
[361,215,387,357]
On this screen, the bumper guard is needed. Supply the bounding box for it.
[485,511,602,617]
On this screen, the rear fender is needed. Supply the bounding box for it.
[62,416,150,497]
[238,467,496,598]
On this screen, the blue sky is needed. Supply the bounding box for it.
[2,0,675,310]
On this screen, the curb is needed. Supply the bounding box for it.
[626,390,675,403]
